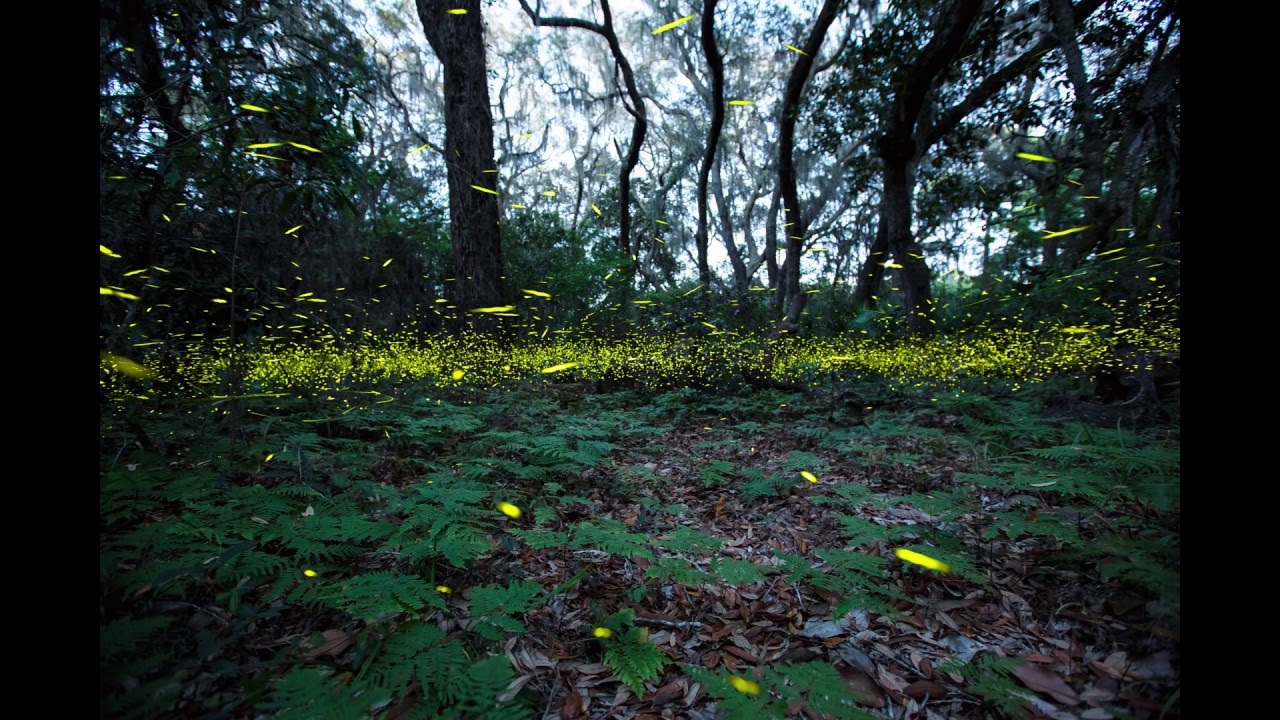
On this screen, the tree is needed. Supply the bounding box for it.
[847,0,1107,334]
[519,0,649,293]
[694,0,725,288]
[777,0,847,331]
[416,0,509,332]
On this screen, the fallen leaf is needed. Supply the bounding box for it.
[839,666,887,708]
[800,617,850,639]
[1078,685,1117,704]
[1013,662,1080,705]
[301,628,352,659]
[835,641,876,676]
[561,690,586,719]
[651,679,684,705]
[497,674,534,703]
[902,678,947,701]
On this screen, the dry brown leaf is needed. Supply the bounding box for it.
[1013,662,1080,706]
[877,667,909,694]
[723,645,760,663]
[902,678,948,701]
[497,674,535,703]
[651,679,684,705]
[1078,685,1117,704]
[839,667,887,709]
[561,691,586,719]
[301,628,352,659]
[1090,651,1128,680]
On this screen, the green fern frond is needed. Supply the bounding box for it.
[781,450,828,474]
[468,579,541,640]
[657,526,722,555]
[699,459,735,486]
[603,628,670,696]
[712,557,767,586]
[777,661,879,719]
[100,616,175,662]
[646,557,712,584]
[511,527,568,549]
[938,655,1029,716]
[685,661,879,719]
[325,572,446,622]
[572,519,655,560]
[983,511,1082,545]
[261,666,391,720]
[833,514,910,547]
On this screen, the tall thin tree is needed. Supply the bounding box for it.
[417,0,509,333]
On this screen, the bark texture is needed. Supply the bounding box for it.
[418,0,509,333]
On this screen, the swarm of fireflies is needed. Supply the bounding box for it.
[101,351,154,380]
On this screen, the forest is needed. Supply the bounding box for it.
[99,0,1180,718]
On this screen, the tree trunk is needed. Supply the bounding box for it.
[417,0,509,334]
[778,0,845,329]
[695,0,725,287]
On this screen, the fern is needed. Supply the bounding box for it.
[657,526,723,555]
[938,655,1029,717]
[511,527,569,549]
[646,556,712,584]
[833,514,911,547]
[448,654,530,720]
[571,519,655,560]
[100,615,175,662]
[712,557,767,586]
[738,467,792,504]
[355,619,484,713]
[699,458,735,486]
[468,579,542,641]
[808,482,875,508]
[596,610,670,696]
[262,666,391,720]
[780,450,828,475]
[777,548,908,618]
[604,634,670,696]
[325,572,446,622]
[984,511,1082,545]
[685,661,878,719]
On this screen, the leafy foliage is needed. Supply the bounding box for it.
[596,609,671,696]
[686,662,879,719]
[938,655,1031,717]
[324,571,447,622]
[572,519,655,561]
[468,579,543,641]
[101,363,1176,717]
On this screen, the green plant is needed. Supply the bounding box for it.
[595,609,671,696]
[685,661,878,719]
[937,655,1029,717]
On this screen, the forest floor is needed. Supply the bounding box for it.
[100,375,1179,720]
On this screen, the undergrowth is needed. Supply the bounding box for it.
[101,372,1178,718]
